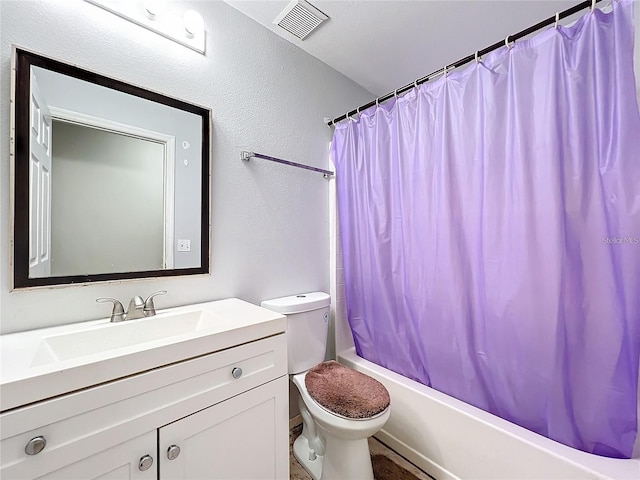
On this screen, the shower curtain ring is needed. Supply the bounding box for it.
[376,97,380,107]
[505,36,513,50]
[443,65,448,77]
[475,51,480,63]
[591,0,596,11]
[394,89,399,99]
[555,12,560,29]
[414,79,419,89]
[357,106,361,115]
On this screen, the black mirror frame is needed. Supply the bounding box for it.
[11,47,211,288]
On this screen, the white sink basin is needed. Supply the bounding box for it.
[0,298,286,412]
[30,310,228,367]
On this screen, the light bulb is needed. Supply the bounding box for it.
[183,10,204,38]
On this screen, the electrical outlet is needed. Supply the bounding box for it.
[177,239,191,252]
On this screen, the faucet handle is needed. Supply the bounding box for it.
[144,291,167,316]
[96,298,125,323]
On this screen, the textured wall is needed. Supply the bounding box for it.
[0,0,372,334]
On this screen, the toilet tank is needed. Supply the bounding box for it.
[261,292,331,374]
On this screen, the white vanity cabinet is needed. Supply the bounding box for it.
[28,431,158,480]
[159,378,285,479]
[0,333,289,480]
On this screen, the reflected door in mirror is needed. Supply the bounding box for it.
[29,70,52,277]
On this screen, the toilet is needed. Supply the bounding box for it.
[261,292,390,480]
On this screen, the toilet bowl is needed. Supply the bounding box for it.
[292,371,390,480]
[261,292,391,480]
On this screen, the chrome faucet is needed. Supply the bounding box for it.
[126,295,146,320]
[97,291,167,323]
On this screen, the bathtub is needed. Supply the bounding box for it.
[338,347,640,480]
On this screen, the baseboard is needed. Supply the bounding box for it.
[289,414,302,430]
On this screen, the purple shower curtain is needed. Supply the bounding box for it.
[332,1,640,458]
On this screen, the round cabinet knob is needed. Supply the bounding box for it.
[167,444,181,460]
[25,436,47,455]
[138,454,154,471]
[231,367,243,379]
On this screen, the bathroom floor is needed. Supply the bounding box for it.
[289,424,434,480]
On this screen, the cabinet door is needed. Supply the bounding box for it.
[159,376,288,480]
[36,431,157,480]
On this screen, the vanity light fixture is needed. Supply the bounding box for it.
[143,1,159,20]
[85,0,205,54]
[183,10,204,40]
[143,0,165,19]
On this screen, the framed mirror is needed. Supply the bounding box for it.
[11,47,210,288]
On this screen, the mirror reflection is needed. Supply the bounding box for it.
[50,122,165,277]
[13,49,210,288]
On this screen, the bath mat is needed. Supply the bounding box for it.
[371,454,422,480]
[305,360,390,419]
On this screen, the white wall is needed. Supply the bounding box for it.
[329,171,351,359]
[0,0,372,334]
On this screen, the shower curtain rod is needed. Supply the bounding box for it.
[327,0,604,126]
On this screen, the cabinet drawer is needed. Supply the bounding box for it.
[0,334,286,479]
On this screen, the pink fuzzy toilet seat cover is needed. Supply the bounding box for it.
[305,361,390,419]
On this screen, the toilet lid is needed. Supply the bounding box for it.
[305,361,390,419]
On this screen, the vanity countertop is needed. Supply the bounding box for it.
[0,298,286,412]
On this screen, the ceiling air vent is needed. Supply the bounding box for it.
[273,0,328,40]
